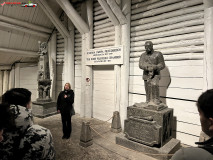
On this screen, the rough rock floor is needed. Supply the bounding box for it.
[34,114,157,160]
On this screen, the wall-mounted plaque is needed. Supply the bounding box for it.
[86,46,123,65]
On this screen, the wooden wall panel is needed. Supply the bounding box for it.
[19,64,38,101]
[93,65,115,121]
[93,0,115,49]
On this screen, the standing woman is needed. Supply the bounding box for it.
[57,83,75,139]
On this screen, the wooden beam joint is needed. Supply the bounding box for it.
[107,0,127,25]
[56,0,89,34]
[97,0,119,26]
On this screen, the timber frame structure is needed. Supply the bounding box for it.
[0,0,213,146]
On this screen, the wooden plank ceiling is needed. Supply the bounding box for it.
[0,0,62,65]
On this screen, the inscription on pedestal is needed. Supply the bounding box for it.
[125,105,173,146]
[125,116,161,146]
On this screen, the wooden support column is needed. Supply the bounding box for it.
[68,22,75,92]
[114,27,121,112]
[120,0,130,128]
[81,33,86,117]
[15,63,20,88]
[63,34,74,91]
[81,0,93,118]
[114,0,121,112]
[203,0,213,90]
[0,71,3,96]
[49,31,57,100]
[64,37,74,88]
[9,67,15,89]
[3,70,9,94]
[85,0,93,118]
[64,38,68,83]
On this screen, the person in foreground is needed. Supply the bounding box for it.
[172,89,213,160]
[57,83,75,139]
[0,103,15,143]
[0,88,55,160]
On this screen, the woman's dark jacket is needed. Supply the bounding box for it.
[57,89,75,116]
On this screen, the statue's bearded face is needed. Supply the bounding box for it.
[145,42,153,53]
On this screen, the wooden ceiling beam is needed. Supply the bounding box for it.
[0,15,52,33]
[0,48,38,57]
[0,21,49,38]
[107,0,127,25]
[37,0,70,38]
[56,0,89,34]
[0,65,11,70]
[97,0,119,26]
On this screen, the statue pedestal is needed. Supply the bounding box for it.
[116,134,180,160]
[116,103,180,160]
[32,101,57,118]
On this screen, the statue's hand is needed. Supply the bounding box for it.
[147,65,154,71]
[147,65,157,71]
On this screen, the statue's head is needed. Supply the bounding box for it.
[38,41,47,55]
[145,41,153,53]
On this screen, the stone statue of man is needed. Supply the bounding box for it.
[139,41,165,106]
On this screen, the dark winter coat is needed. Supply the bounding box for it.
[57,89,75,116]
[0,105,55,160]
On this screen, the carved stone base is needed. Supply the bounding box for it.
[116,134,180,160]
[124,117,161,146]
[126,105,173,147]
[36,98,52,103]
[32,101,57,118]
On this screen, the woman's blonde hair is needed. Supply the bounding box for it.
[64,83,71,90]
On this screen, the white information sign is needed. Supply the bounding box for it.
[86,46,123,65]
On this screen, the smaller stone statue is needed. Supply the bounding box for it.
[138,41,167,110]
[37,41,51,102]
